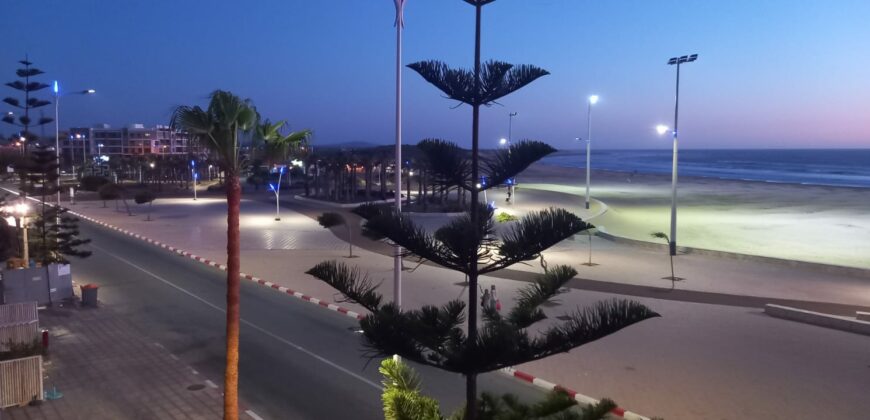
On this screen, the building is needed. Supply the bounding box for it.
[59,124,196,169]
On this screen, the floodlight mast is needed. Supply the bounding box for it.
[665,53,698,256]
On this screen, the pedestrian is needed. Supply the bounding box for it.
[481,288,492,311]
[490,285,500,312]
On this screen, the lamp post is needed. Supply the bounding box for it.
[664,53,698,256]
[190,160,198,201]
[392,0,407,314]
[584,95,599,210]
[270,166,284,221]
[506,112,517,204]
[13,202,30,265]
[54,81,95,206]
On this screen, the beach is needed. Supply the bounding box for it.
[515,162,870,270]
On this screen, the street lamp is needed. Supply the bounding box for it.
[269,166,285,221]
[12,201,31,265]
[392,0,408,316]
[499,138,507,147]
[662,53,698,256]
[190,160,198,201]
[507,111,518,204]
[54,81,95,206]
[584,94,599,210]
[97,143,104,157]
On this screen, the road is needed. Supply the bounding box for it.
[71,220,545,419]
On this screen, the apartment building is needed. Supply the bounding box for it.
[59,124,195,168]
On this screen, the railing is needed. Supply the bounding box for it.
[0,355,43,408]
[0,301,38,325]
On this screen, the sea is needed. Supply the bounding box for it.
[541,149,870,189]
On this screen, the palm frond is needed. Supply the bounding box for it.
[407,61,549,107]
[433,207,496,271]
[417,139,469,189]
[305,260,382,311]
[650,231,669,242]
[486,208,590,273]
[508,265,577,329]
[407,60,477,105]
[484,140,556,189]
[479,61,550,105]
[541,299,660,355]
[362,212,463,271]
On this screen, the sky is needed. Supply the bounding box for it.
[3,0,869,150]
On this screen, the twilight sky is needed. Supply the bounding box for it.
[4,0,869,149]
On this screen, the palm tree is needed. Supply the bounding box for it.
[317,212,355,258]
[651,231,679,289]
[171,90,258,420]
[255,120,311,166]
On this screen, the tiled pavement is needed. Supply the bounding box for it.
[3,303,223,420]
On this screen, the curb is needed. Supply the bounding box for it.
[71,213,650,419]
[500,367,648,420]
[764,304,870,336]
[7,185,650,420]
[67,210,365,322]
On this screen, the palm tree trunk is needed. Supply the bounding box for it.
[224,174,242,420]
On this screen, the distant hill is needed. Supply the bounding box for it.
[314,141,385,150]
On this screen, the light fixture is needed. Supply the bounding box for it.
[656,125,670,136]
[588,95,599,105]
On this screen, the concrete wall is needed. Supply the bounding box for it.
[1,264,73,305]
[765,304,870,336]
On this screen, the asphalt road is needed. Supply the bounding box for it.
[72,221,545,419]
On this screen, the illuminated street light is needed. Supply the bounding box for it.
[584,94,599,210]
[54,81,96,205]
[190,160,198,201]
[656,124,670,136]
[12,202,31,264]
[664,53,698,255]
[499,138,507,146]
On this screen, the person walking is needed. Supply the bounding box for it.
[490,285,500,312]
[481,288,492,312]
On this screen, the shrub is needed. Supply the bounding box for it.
[495,212,518,223]
[134,190,156,205]
[80,175,109,191]
[0,339,43,361]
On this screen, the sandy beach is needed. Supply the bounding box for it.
[515,162,870,269]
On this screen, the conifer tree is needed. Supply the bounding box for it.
[308,4,658,419]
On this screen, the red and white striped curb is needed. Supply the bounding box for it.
[68,211,365,322]
[53,200,648,419]
[500,367,649,420]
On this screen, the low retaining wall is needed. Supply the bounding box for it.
[764,304,870,336]
[0,355,43,408]
[857,311,870,322]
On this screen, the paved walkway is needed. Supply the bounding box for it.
[53,190,870,419]
[3,303,226,420]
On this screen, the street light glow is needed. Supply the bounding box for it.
[588,95,599,105]
[53,80,58,94]
[14,202,30,215]
[85,89,96,94]
[499,138,507,146]
[656,125,670,136]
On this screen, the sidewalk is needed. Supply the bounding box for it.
[60,192,870,419]
[3,303,225,420]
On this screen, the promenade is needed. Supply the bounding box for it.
[62,188,870,420]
